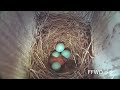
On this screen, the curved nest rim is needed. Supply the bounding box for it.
[27,13,94,79]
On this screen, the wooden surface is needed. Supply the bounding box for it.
[0,11,35,78]
[91,11,120,79]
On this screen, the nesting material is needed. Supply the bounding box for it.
[28,13,93,79]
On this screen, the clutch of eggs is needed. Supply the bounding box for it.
[55,43,71,59]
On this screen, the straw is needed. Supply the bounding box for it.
[27,13,93,79]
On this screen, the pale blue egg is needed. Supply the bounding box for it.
[61,50,71,58]
[55,43,65,52]
[52,51,60,57]
[51,62,61,71]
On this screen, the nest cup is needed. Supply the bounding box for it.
[28,13,93,79]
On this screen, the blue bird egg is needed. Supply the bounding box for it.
[61,50,71,59]
[51,51,60,57]
[55,43,65,52]
[51,62,61,71]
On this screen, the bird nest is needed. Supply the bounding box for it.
[27,13,93,79]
